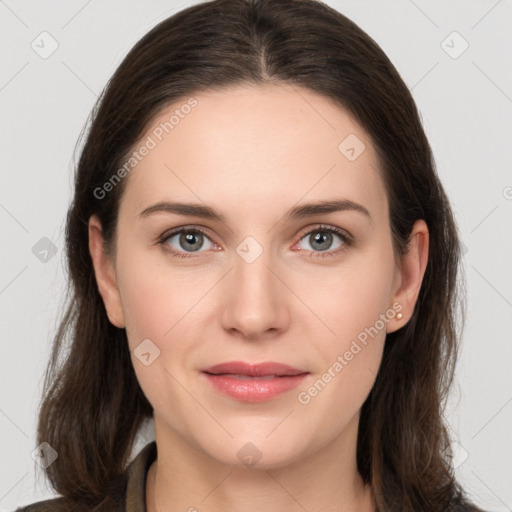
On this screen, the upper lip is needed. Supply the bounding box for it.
[202,361,308,377]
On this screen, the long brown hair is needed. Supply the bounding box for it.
[34,0,483,510]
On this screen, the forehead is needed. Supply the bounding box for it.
[118,84,387,224]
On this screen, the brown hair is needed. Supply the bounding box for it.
[33,0,482,510]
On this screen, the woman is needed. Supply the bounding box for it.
[15,0,485,510]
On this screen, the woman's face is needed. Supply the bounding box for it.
[90,83,426,469]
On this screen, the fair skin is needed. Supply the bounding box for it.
[89,83,428,512]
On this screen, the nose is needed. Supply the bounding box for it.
[220,239,289,341]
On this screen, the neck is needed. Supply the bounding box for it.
[146,413,375,512]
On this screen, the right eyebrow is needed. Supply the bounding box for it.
[139,201,227,222]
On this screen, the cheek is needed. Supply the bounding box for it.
[294,279,390,442]
[116,248,212,392]
[299,244,395,402]
[120,276,170,351]
[117,260,192,412]
[116,244,193,348]
[315,248,395,344]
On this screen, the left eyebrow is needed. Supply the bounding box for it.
[138,199,372,224]
[285,199,372,223]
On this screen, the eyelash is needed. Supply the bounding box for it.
[156,223,353,260]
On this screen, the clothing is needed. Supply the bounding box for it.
[14,440,486,512]
[14,441,157,512]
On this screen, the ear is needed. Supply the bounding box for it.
[88,214,125,329]
[387,219,429,333]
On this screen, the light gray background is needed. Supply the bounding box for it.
[1,1,511,510]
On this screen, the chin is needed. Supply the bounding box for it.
[202,437,307,471]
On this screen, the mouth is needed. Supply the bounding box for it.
[201,361,309,402]
[202,361,307,377]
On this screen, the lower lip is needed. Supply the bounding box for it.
[202,373,309,402]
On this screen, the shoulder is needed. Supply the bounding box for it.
[13,441,156,512]
[13,496,68,512]
[451,500,488,512]
[12,495,122,512]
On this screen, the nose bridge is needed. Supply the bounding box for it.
[235,234,274,290]
[221,233,287,337]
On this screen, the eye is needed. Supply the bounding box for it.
[295,224,352,258]
[157,224,352,260]
[158,227,219,258]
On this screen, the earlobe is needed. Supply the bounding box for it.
[88,215,125,329]
[387,219,429,332]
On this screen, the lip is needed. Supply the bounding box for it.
[201,361,309,402]
[203,361,306,377]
